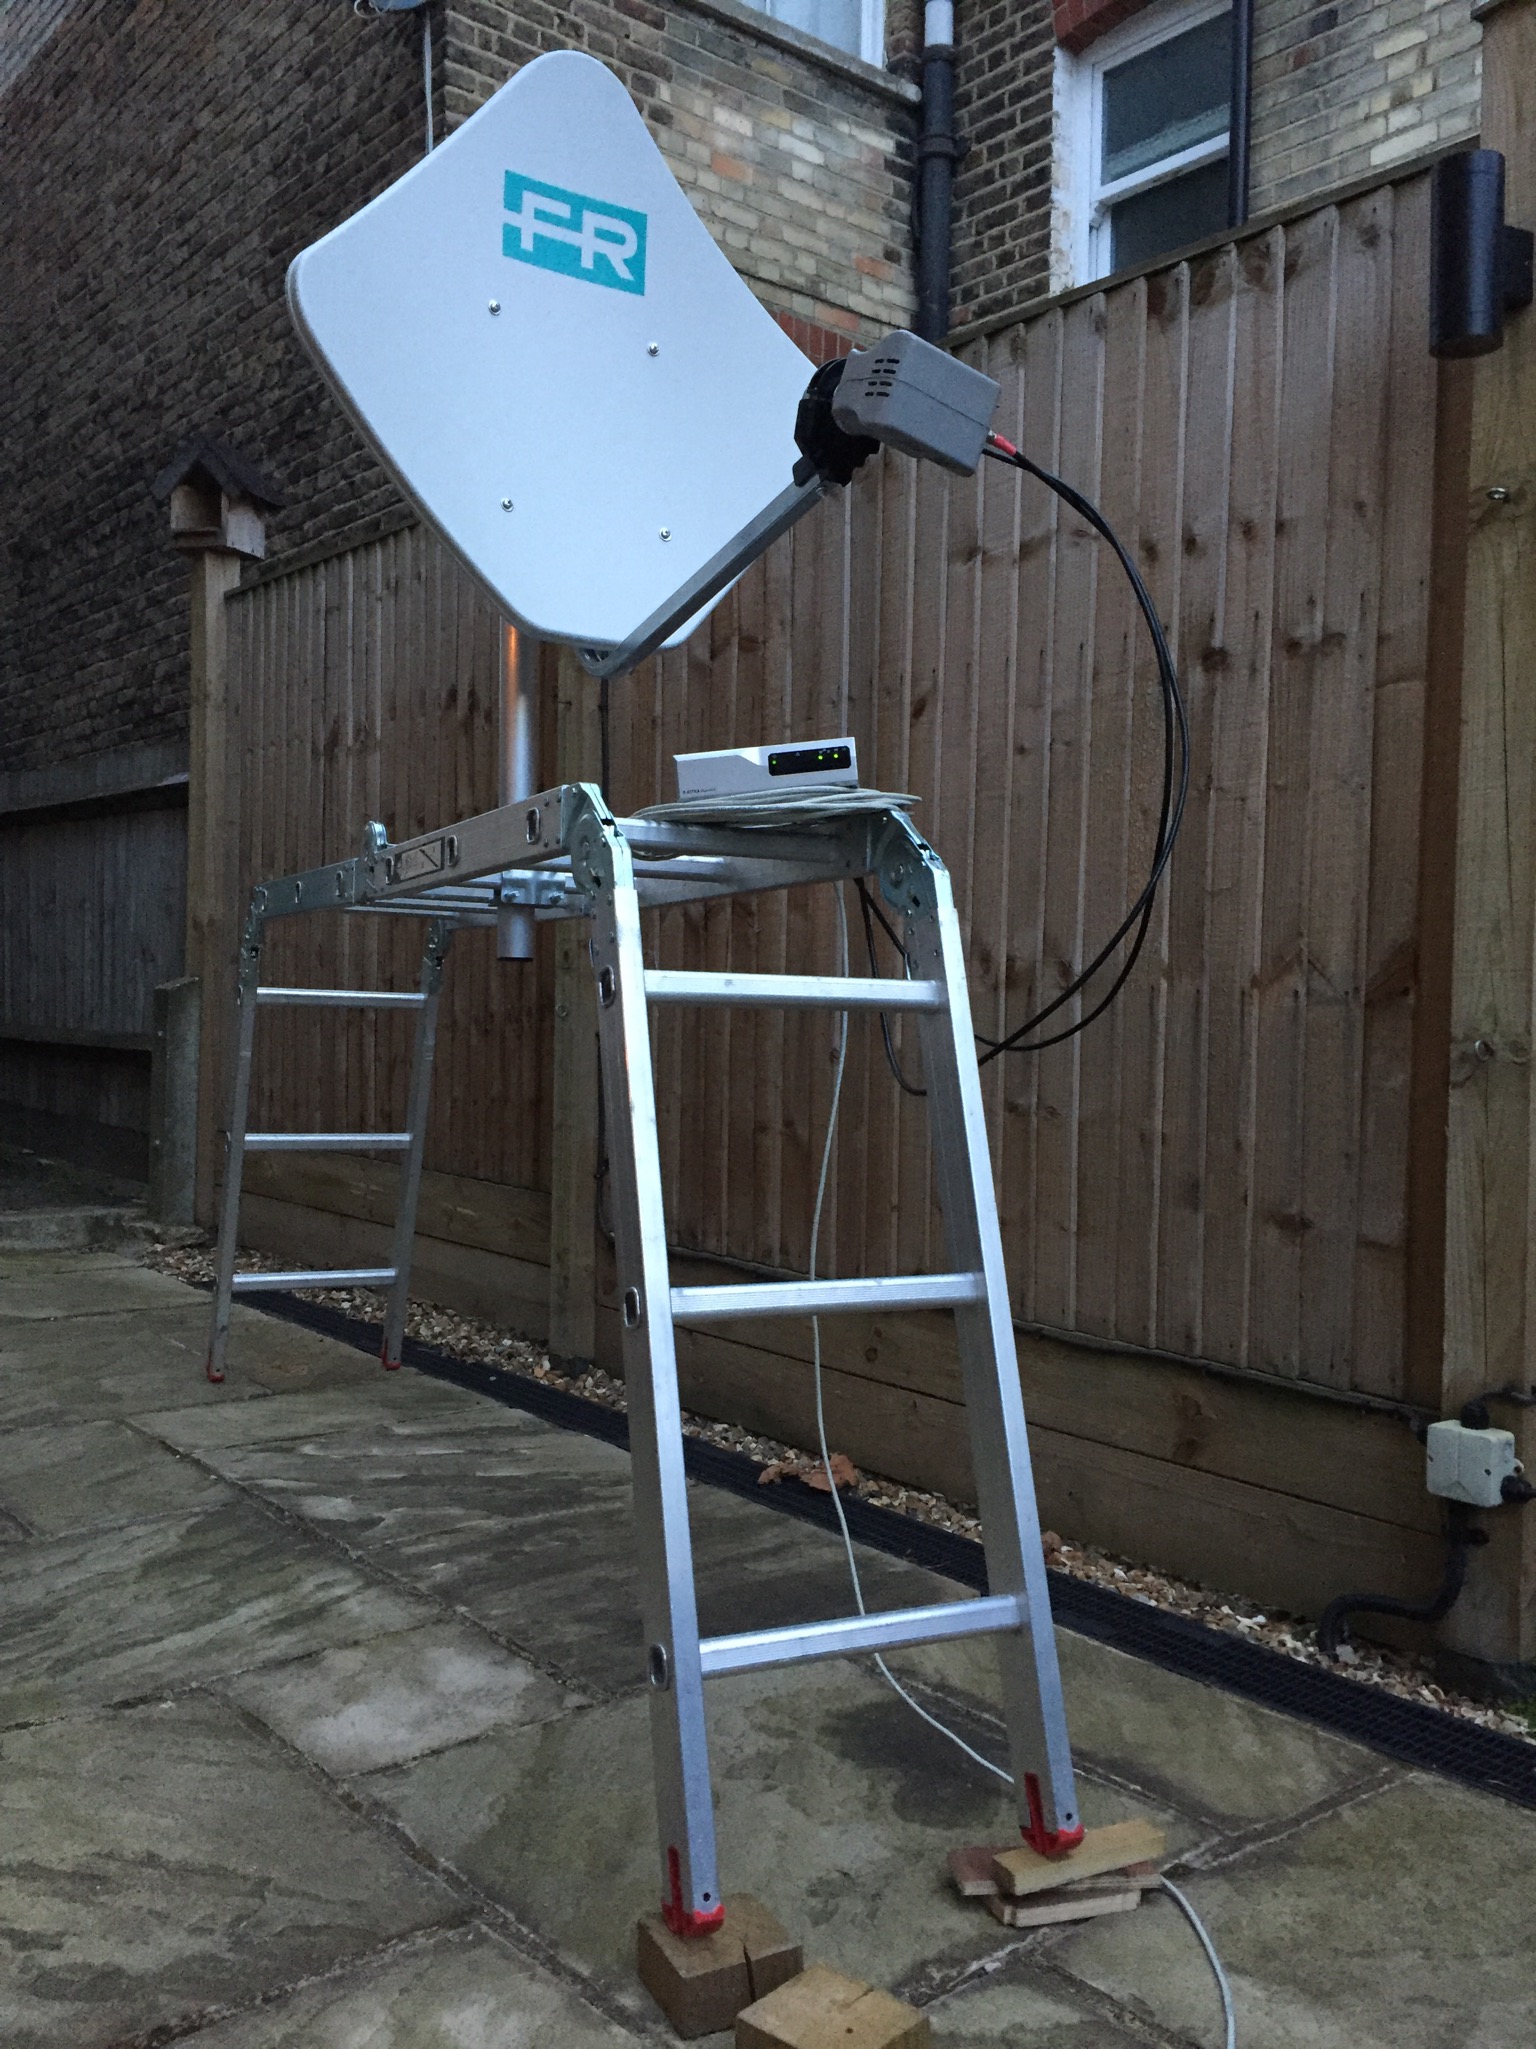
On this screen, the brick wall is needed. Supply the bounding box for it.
[0,0,918,776]
[0,1,429,775]
[1051,0,1147,54]
[949,0,1059,330]
[1251,0,1481,210]
[442,1,918,348]
[960,0,1482,330]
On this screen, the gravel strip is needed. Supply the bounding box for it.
[145,1237,1535,1743]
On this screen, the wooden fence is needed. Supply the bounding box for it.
[221,162,1469,1626]
[0,788,187,1160]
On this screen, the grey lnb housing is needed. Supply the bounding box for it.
[832,330,1000,475]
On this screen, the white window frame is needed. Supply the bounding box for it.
[1054,0,1231,288]
[749,0,885,68]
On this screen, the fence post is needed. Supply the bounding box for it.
[153,441,282,1226]
[148,977,201,1224]
[1440,0,1536,1679]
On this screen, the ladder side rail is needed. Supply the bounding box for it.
[205,902,266,1384]
[582,804,724,1938]
[893,833,1083,1853]
[382,919,454,1370]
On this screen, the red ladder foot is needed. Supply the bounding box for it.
[1021,1772,1084,1858]
[661,1846,726,1937]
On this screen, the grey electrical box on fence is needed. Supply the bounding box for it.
[833,330,1001,475]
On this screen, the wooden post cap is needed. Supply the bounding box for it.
[735,1964,930,2049]
[638,1894,802,2039]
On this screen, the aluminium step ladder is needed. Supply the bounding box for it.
[202,784,1083,1936]
[575,788,1082,1935]
[204,911,457,1383]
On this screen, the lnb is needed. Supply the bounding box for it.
[794,331,1001,488]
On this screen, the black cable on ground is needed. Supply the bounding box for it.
[1317,1503,1485,1659]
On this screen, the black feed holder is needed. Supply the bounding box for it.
[1430,149,1534,358]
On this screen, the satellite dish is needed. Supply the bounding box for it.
[288,51,814,650]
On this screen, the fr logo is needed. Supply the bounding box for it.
[502,172,648,295]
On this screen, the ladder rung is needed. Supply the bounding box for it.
[231,1267,397,1292]
[256,987,427,1008]
[244,1132,413,1152]
[669,1272,986,1324]
[699,1593,1026,1679]
[644,969,945,1012]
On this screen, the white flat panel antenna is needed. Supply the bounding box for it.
[288,52,814,650]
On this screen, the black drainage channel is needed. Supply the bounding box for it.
[244,1287,1536,1812]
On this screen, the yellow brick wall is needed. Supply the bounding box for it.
[445,0,921,345]
[1251,0,1481,210]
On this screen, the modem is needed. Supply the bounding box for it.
[674,737,857,800]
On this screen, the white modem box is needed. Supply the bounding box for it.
[675,738,859,800]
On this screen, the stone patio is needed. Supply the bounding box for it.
[1,1247,1532,2047]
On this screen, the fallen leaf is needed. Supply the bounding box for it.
[805,1453,859,1492]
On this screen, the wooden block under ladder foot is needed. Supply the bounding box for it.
[949,1842,1161,1900]
[637,1894,802,2040]
[990,1819,1166,1898]
[986,1876,1144,1929]
[736,1964,929,2049]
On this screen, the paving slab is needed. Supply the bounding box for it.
[889,1626,1378,1828]
[184,1404,953,1693]
[0,1695,455,2049]
[175,1923,638,2047]
[7,1253,1536,2049]
[0,1495,434,1728]
[0,1417,233,1536]
[139,1376,522,1451]
[1054,1770,1536,2049]
[0,1256,202,1317]
[923,1964,1147,2046]
[222,1619,580,1775]
[0,1301,391,1425]
[360,1660,1191,2028]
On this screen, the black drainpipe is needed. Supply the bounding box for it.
[1227,0,1254,228]
[915,1,958,343]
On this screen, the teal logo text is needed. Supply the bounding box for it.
[502,172,647,295]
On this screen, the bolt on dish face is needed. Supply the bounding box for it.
[287,50,813,651]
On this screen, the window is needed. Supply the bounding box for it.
[748,0,885,66]
[1056,1,1232,286]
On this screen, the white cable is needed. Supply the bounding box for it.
[1159,1877,1236,2049]
[638,784,917,828]
[806,888,1235,2046]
